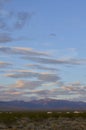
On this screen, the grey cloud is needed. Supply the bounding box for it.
[0,87,27,101]
[0,0,32,31]
[60,82,86,101]
[0,32,31,43]
[31,82,86,100]
[0,11,33,32]
[0,61,12,68]
[0,93,25,101]
[0,46,48,56]
[0,81,86,101]
[5,71,38,78]
[49,33,56,37]
[34,90,51,98]
[0,33,31,43]
[32,89,73,100]
[0,0,13,30]
[0,33,14,43]
[26,64,58,71]
[73,95,86,102]
[11,80,43,90]
[13,47,48,56]
[23,56,86,65]
[38,73,60,82]
[0,0,33,44]
[71,82,82,86]
[14,12,33,30]
[35,90,50,95]
[62,82,86,92]
[4,70,60,83]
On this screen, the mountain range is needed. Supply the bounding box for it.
[0,99,86,111]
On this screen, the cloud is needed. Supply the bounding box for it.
[4,70,39,78]
[5,88,23,95]
[49,33,56,37]
[0,33,32,43]
[4,70,60,82]
[0,0,85,102]
[23,56,86,65]
[31,81,86,101]
[0,89,25,101]
[33,89,51,98]
[14,12,33,30]
[0,61,12,68]
[62,82,86,93]
[14,47,48,56]
[0,80,86,101]
[38,73,60,82]
[0,33,14,43]
[0,0,34,44]
[26,64,58,71]
[30,88,74,99]
[0,0,33,31]
[0,46,48,56]
[11,80,43,90]
[0,11,33,32]
[0,0,13,31]
[42,81,63,87]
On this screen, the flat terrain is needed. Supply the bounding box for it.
[0,111,86,130]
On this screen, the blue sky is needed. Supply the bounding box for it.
[0,0,86,101]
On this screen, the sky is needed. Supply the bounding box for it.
[0,0,86,102]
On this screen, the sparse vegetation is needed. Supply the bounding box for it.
[0,111,86,129]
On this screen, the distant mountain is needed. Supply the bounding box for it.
[0,99,86,111]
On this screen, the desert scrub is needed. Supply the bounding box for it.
[0,112,17,125]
